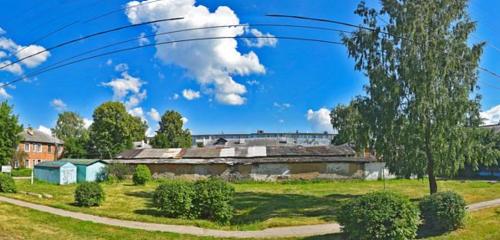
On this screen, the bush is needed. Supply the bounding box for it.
[11,168,32,177]
[419,191,466,232]
[153,181,195,218]
[105,163,132,181]
[132,165,151,185]
[0,174,16,193]
[192,178,235,224]
[74,182,105,207]
[338,191,420,240]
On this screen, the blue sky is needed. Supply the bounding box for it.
[0,0,499,136]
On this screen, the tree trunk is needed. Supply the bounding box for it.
[427,157,438,194]
[425,120,438,194]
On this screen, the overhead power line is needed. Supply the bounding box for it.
[266,13,406,41]
[1,23,349,89]
[13,20,80,57]
[83,0,166,23]
[267,13,500,89]
[30,23,352,70]
[12,0,167,57]
[0,17,184,71]
[0,35,342,88]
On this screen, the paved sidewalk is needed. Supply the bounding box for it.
[0,196,339,238]
[467,198,500,211]
[0,196,498,238]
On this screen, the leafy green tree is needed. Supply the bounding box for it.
[88,102,146,158]
[331,97,373,151]
[0,102,23,165]
[339,0,494,193]
[53,112,89,158]
[151,110,192,148]
[53,112,87,140]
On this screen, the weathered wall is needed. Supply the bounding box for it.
[34,168,60,184]
[364,162,396,180]
[132,161,378,181]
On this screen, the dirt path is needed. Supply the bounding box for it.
[0,196,498,239]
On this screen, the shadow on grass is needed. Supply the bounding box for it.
[416,225,453,239]
[231,192,358,225]
[125,189,360,226]
[124,191,153,199]
[303,233,345,240]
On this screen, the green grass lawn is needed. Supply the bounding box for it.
[1,179,499,231]
[0,202,498,240]
[0,202,223,240]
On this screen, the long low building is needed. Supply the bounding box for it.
[114,145,392,181]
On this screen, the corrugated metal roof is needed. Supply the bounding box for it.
[183,147,222,158]
[266,145,355,157]
[116,145,356,160]
[247,146,267,157]
[35,161,74,168]
[20,129,63,144]
[109,156,374,165]
[61,159,108,166]
[115,149,183,159]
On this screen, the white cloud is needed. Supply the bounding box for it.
[129,107,146,120]
[102,71,148,111]
[114,63,129,72]
[51,99,67,111]
[273,102,292,110]
[138,32,151,46]
[181,117,188,124]
[0,35,50,75]
[306,108,334,133]
[171,93,179,100]
[148,108,161,121]
[37,125,52,136]
[83,118,93,129]
[0,60,23,75]
[146,127,156,137]
[246,80,259,86]
[125,0,267,105]
[182,89,200,100]
[15,45,50,68]
[106,59,113,65]
[102,71,144,100]
[481,105,500,125]
[244,28,278,48]
[0,27,5,35]
[0,86,11,99]
[125,90,147,109]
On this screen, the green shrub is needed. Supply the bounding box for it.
[11,168,32,177]
[338,191,420,240]
[105,163,132,181]
[0,173,16,193]
[419,191,466,232]
[74,182,105,207]
[192,178,235,224]
[132,165,151,185]
[153,181,195,218]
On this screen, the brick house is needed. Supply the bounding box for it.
[16,128,64,168]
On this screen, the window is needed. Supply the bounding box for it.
[48,145,52,153]
[24,143,30,152]
[33,144,42,153]
[24,160,29,168]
